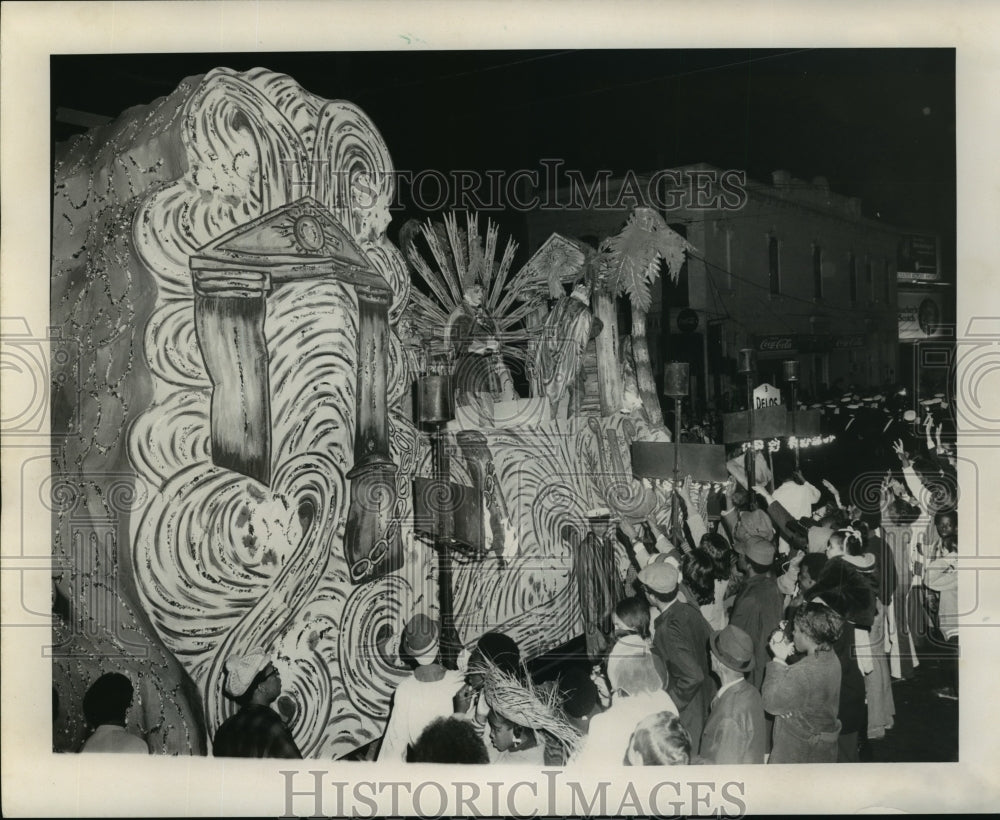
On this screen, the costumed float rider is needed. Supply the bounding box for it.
[446,281,515,414]
[531,281,601,419]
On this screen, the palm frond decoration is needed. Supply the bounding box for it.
[400,212,551,362]
[596,207,692,313]
[592,207,693,427]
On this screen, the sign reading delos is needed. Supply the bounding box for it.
[753,382,782,409]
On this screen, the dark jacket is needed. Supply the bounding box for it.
[699,678,767,764]
[651,589,717,755]
[806,556,876,629]
[763,650,841,763]
[765,499,810,553]
[213,704,302,758]
[866,531,898,606]
[804,556,876,734]
[729,573,784,691]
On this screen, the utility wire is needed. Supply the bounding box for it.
[444,49,816,120]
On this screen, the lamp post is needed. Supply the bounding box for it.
[738,348,756,506]
[783,359,800,470]
[416,365,462,670]
[663,362,690,545]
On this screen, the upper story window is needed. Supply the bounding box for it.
[812,244,823,299]
[768,235,780,296]
[866,258,874,302]
[884,259,891,303]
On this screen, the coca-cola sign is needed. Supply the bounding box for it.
[757,335,795,351]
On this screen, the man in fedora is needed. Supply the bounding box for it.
[729,536,784,692]
[640,561,716,755]
[377,613,464,761]
[698,624,766,764]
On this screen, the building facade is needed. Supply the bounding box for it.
[526,163,906,411]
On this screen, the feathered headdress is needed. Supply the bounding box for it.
[400,211,548,365]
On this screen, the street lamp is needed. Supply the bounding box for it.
[738,348,757,505]
[416,366,462,670]
[783,359,800,469]
[663,362,689,544]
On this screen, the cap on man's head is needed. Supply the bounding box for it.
[735,536,776,566]
[224,651,270,698]
[637,561,679,594]
[402,613,439,657]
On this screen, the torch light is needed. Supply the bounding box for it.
[663,362,690,543]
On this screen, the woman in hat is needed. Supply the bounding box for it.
[377,614,464,762]
[453,631,523,740]
[214,652,301,758]
[721,480,775,548]
[763,602,844,764]
[482,659,582,765]
[698,625,766,764]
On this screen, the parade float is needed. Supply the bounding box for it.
[49,67,711,758]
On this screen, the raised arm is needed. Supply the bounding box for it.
[894,439,931,517]
[679,476,708,545]
[752,484,809,553]
[820,478,842,511]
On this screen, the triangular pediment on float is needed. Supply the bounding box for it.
[191,197,379,286]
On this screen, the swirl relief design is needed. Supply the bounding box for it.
[85,67,416,757]
[52,66,653,759]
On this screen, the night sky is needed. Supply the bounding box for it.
[51,48,955,268]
